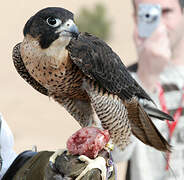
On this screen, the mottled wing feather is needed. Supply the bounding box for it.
[12,43,48,96]
[67,32,152,102]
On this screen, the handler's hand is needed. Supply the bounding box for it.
[134,23,172,60]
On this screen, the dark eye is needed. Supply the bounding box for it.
[162,8,173,15]
[46,17,62,27]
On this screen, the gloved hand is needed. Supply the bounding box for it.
[3,149,115,180]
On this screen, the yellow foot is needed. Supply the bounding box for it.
[105,141,114,152]
[76,155,107,180]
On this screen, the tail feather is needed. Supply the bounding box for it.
[143,104,174,121]
[126,98,171,152]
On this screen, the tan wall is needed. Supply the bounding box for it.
[0,1,136,179]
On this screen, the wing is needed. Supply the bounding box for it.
[143,104,174,121]
[12,43,48,96]
[66,32,152,102]
[82,78,171,152]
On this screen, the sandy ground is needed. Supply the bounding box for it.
[0,0,137,179]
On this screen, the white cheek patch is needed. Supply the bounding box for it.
[57,36,71,47]
[44,37,71,58]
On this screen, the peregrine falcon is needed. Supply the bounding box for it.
[13,7,173,153]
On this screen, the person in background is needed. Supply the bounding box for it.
[123,0,184,179]
[0,113,17,179]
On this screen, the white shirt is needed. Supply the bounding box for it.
[0,114,17,179]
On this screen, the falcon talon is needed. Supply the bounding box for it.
[63,150,68,154]
[105,142,114,152]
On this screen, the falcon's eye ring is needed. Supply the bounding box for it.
[46,17,62,27]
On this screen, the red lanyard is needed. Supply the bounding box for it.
[157,83,184,170]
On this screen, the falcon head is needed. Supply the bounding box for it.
[23,7,79,49]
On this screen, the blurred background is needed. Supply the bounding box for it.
[0,0,136,179]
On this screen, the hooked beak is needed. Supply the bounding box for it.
[57,19,79,38]
[68,23,79,38]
